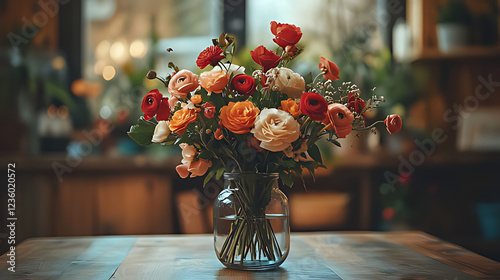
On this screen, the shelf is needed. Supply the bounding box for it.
[411,45,500,62]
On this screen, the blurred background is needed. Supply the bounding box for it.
[1,0,500,261]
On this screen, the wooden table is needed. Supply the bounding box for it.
[0,231,499,279]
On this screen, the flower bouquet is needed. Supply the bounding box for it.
[128,21,402,270]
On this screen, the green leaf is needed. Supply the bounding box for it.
[215,167,225,180]
[279,171,294,188]
[127,117,156,146]
[327,138,342,147]
[203,168,217,187]
[307,144,322,164]
[304,72,313,85]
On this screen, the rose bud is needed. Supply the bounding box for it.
[319,56,340,81]
[250,45,281,72]
[230,74,256,95]
[203,103,216,119]
[270,21,302,50]
[141,89,163,121]
[146,70,157,79]
[385,114,402,134]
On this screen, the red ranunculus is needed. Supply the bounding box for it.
[156,98,170,121]
[299,92,328,121]
[141,89,163,121]
[250,45,281,72]
[196,46,225,69]
[347,92,366,116]
[270,21,302,50]
[385,114,402,134]
[203,103,216,119]
[319,56,340,81]
[230,74,256,95]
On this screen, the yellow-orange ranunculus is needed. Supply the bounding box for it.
[279,98,302,118]
[169,108,198,134]
[199,69,229,94]
[191,94,202,104]
[220,101,260,134]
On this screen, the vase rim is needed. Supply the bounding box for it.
[223,172,279,179]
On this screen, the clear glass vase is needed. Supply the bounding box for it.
[214,172,290,270]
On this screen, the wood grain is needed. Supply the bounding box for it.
[1,232,498,279]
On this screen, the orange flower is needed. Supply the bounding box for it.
[279,98,302,118]
[220,101,260,134]
[191,94,202,104]
[169,108,198,134]
[319,56,340,81]
[214,128,223,140]
[199,70,229,94]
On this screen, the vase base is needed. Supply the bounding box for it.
[221,259,286,271]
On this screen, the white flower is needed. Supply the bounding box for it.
[152,121,171,143]
[213,63,246,77]
[251,108,300,152]
[267,67,305,99]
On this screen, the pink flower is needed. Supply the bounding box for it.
[175,143,212,178]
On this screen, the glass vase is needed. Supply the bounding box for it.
[214,172,290,270]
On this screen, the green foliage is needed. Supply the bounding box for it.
[127,117,157,146]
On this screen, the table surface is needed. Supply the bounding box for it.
[0,231,499,280]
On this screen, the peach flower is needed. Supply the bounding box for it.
[322,103,354,138]
[199,69,229,94]
[176,143,212,178]
[168,70,200,99]
[279,98,302,118]
[151,121,171,143]
[169,96,179,111]
[220,101,260,134]
[169,108,197,134]
[251,108,300,152]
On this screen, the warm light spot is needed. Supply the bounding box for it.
[382,207,396,220]
[71,79,87,96]
[96,40,110,59]
[94,60,105,75]
[52,56,65,70]
[58,105,69,119]
[102,66,116,80]
[110,41,126,61]
[99,105,112,119]
[130,40,147,58]
[47,105,57,117]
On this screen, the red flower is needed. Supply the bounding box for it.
[270,21,302,50]
[230,74,256,95]
[347,93,366,116]
[141,89,163,121]
[385,114,402,134]
[203,103,216,119]
[196,46,225,69]
[156,98,170,121]
[250,45,281,72]
[299,92,328,121]
[319,56,340,81]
